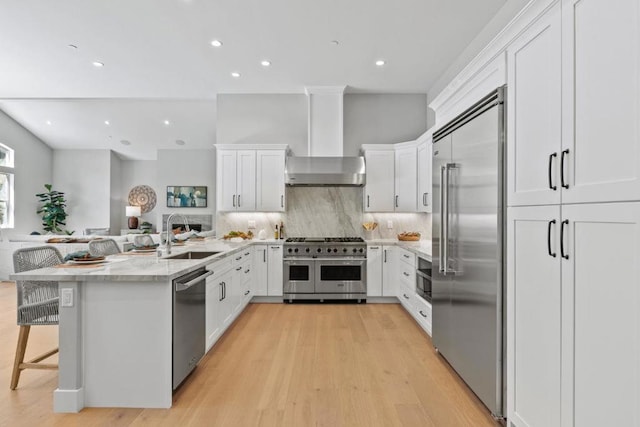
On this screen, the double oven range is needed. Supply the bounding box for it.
[283,237,367,302]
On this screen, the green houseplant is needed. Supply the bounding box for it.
[36,184,72,234]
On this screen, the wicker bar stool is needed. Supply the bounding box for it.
[133,234,155,247]
[88,238,120,256]
[11,246,63,390]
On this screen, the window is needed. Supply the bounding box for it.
[0,143,14,228]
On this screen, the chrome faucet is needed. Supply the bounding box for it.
[165,213,190,254]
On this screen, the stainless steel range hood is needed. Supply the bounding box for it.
[285,156,366,186]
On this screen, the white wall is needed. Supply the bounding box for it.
[120,159,158,230]
[120,149,216,232]
[53,149,112,234]
[216,94,308,155]
[343,94,428,156]
[0,110,53,236]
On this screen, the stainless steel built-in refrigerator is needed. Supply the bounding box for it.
[432,86,506,419]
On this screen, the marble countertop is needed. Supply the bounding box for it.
[366,239,432,259]
[10,239,257,282]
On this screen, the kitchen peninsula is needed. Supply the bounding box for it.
[10,238,259,413]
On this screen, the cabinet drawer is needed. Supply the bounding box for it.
[398,284,414,311]
[232,247,252,265]
[207,256,233,278]
[240,260,252,284]
[397,263,415,287]
[398,247,416,268]
[413,296,432,332]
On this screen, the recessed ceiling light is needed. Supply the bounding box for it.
[261,60,271,67]
[46,120,52,125]
[67,44,78,49]
[375,60,386,66]
[175,140,186,146]
[164,120,171,126]
[120,140,131,146]
[231,72,240,78]
[104,120,110,125]
[211,39,223,47]
[92,61,104,67]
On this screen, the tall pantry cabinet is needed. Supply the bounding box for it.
[506,1,640,426]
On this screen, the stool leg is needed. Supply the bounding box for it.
[10,325,30,390]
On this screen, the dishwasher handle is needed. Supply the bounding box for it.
[175,270,213,292]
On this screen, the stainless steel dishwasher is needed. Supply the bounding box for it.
[172,267,212,389]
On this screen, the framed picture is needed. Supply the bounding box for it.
[166,186,207,207]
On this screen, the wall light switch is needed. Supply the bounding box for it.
[248,220,256,229]
[387,220,393,229]
[61,288,74,307]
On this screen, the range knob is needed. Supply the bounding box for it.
[294,248,299,253]
[343,248,348,253]
[358,248,364,253]
[327,248,332,252]
[287,248,293,253]
[317,248,322,253]
[353,248,357,253]
[305,248,310,253]
[333,248,338,253]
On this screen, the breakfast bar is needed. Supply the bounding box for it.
[10,239,250,413]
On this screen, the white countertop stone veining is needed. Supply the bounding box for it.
[366,239,432,259]
[10,238,262,282]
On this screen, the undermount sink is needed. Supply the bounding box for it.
[165,251,220,260]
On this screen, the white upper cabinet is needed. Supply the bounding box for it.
[417,137,433,213]
[363,149,395,212]
[256,150,285,212]
[215,145,287,213]
[508,0,640,207]
[561,0,640,204]
[507,3,562,207]
[395,144,418,212]
[216,150,255,212]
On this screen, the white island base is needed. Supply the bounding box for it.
[55,279,173,412]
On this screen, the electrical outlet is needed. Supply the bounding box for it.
[248,220,256,229]
[61,288,74,307]
[387,220,393,229]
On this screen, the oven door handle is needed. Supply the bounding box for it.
[306,257,366,262]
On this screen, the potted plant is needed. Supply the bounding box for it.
[36,184,73,234]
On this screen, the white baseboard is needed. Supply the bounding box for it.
[54,388,84,413]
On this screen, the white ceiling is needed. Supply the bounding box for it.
[0,0,508,159]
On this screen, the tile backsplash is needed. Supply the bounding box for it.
[217,187,431,240]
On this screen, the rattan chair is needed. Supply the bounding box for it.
[88,238,121,256]
[133,234,155,247]
[11,246,63,390]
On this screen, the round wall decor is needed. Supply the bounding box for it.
[128,185,157,213]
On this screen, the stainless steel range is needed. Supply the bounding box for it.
[283,237,367,302]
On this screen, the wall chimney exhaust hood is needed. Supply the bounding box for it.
[286,85,366,186]
[285,156,365,186]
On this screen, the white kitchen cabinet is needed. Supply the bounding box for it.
[560,0,640,205]
[366,245,383,296]
[256,150,286,212]
[507,3,562,207]
[507,202,640,427]
[417,137,432,213]
[252,243,268,296]
[507,205,562,427]
[205,256,234,351]
[394,144,418,212]
[216,150,256,212]
[267,244,283,296]
[381,245,397,297]
[363,149,395,212]
[508,0,640,207]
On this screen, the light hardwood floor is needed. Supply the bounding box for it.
[0,281,498,426]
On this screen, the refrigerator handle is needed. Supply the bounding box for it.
[440,165,448,274]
